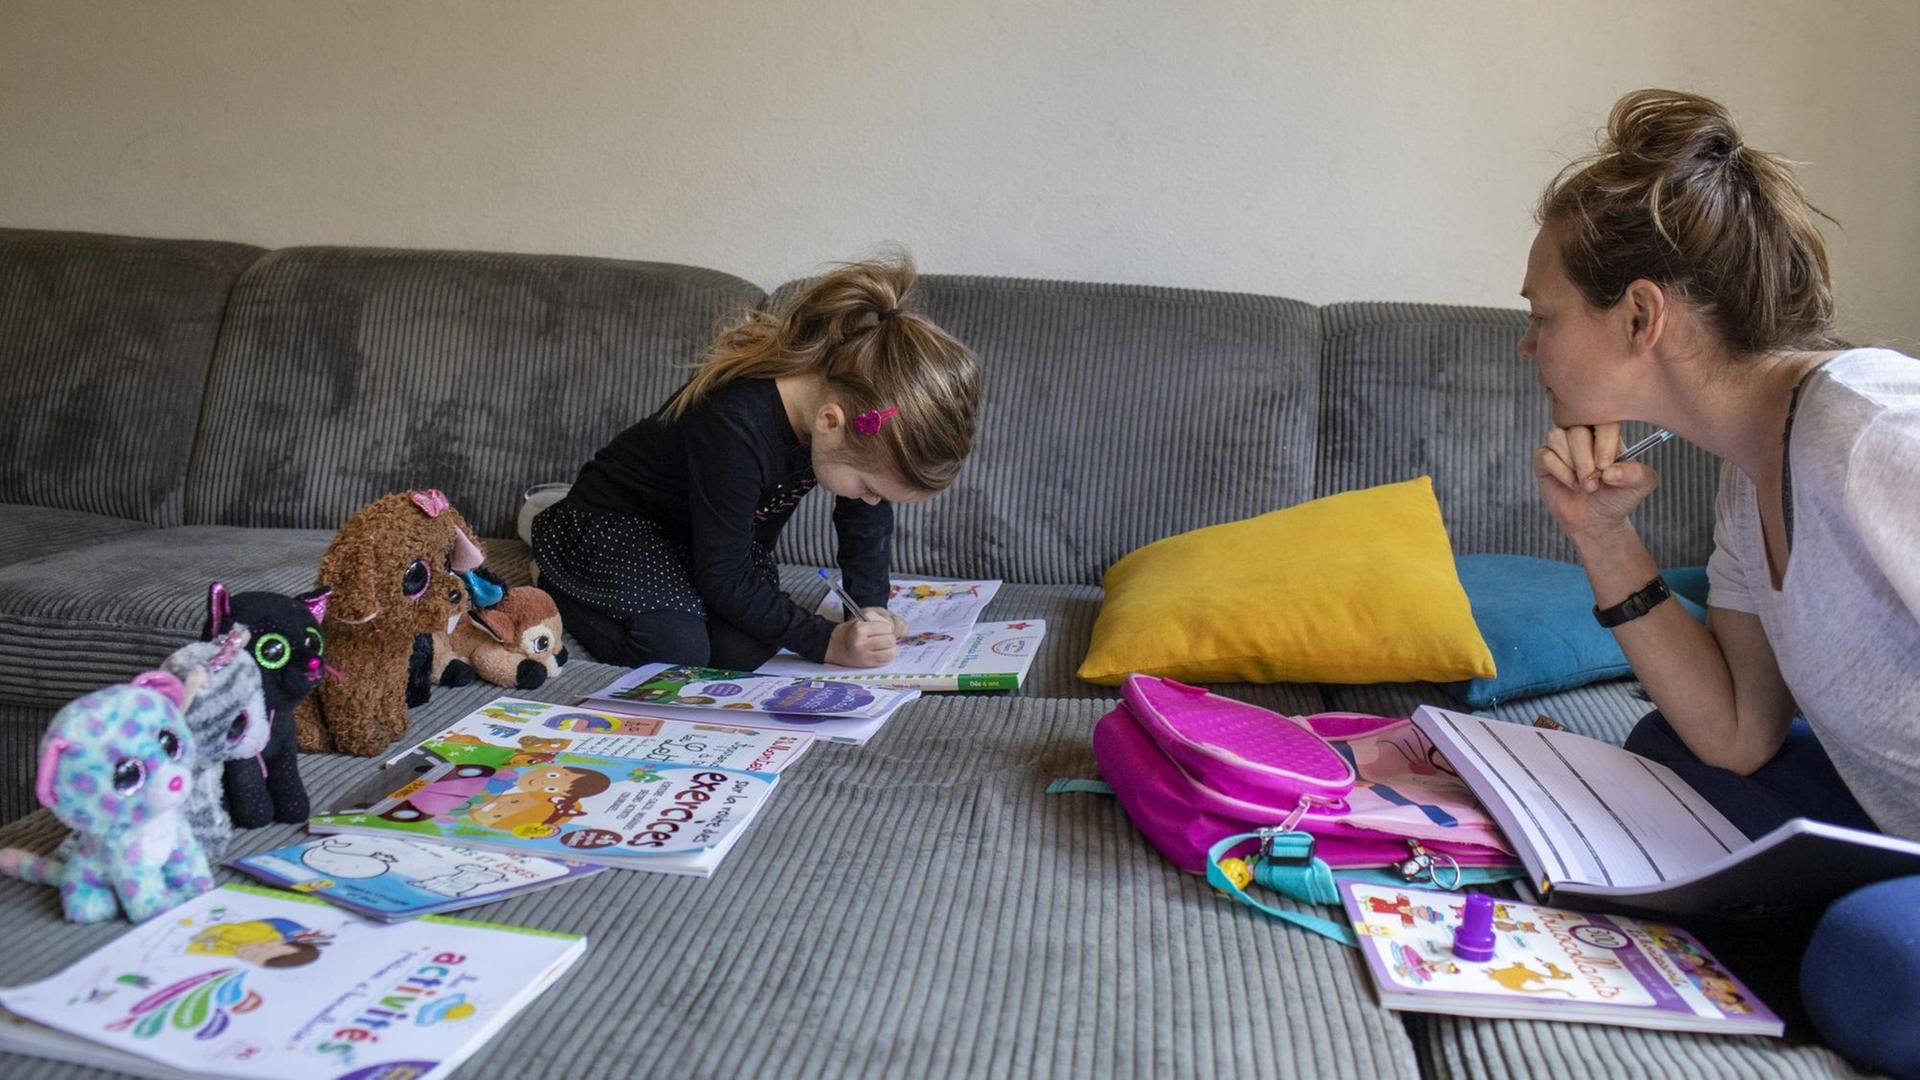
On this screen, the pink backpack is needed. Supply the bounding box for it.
[1091,675,1515,875]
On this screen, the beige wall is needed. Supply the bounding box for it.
[4,0,1916,343]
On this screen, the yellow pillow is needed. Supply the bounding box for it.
[1077,477,1495,686]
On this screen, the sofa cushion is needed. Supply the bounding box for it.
[0,679,1423,1080]
[0,526,533,708]
[1409,1011,1857,1079]
[0,229,262,526]
[185,247,766,538]
[0,504,153,568]
[1324,679,1656,747]
[770,277,1324,585]
[1076,477,1495,688]
[1315,302,1722,567]
[1449,555,1707,708]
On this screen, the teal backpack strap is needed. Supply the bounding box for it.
[1205,831,1358,947]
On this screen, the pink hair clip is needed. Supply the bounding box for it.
[854,407,899,436]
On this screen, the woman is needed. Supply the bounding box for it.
[1522,88,1919,1075]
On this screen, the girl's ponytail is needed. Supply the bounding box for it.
[668,253,981,492]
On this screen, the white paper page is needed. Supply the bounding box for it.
[755,621,1044,682]
[1415,707,1750,891]
[818,577,1001,633]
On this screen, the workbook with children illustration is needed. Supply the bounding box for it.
[754,576,1048,691]
[0,883,584,1080]
[311,734,786,877]
[1341,882,1782,1036]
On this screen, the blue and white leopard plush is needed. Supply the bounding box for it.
[161,627,270,861]
[0,677,214,923]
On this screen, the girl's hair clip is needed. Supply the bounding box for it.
[854,407,899,436]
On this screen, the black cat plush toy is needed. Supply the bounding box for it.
[202,582,331,827]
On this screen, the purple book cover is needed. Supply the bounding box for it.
[1339,881,1783,1037]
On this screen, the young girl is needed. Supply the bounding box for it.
[533,255,981,673]
[1522,89,1919,1073]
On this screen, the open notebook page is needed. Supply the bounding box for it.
[1412,707,1750,894]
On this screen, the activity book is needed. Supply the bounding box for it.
[1412,706,1920,917]
[757,576,1047,691]
[0,883,584,1080]
[312,691,794,868]
[584,663,921,745]
[382,695,815,774]
[1341,882,1782,1037]
[230,836,604,922]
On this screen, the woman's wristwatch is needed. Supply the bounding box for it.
[1593,575,1672,628]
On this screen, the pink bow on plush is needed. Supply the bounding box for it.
[854,407,899,436]
[411,489,451,518]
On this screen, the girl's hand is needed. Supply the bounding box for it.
[1532,423,1661,543]
[828,617,899,668]
[870,609,909,639]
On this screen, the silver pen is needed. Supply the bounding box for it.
[1617,428,1675,462]
[817,568,879,623]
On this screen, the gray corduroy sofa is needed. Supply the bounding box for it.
[0,228,1865,1078]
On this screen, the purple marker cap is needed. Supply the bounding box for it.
[1452,892,1498,963]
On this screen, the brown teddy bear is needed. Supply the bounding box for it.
[294,490,485,756]
[449,586,570,690]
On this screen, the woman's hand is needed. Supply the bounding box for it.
[827,615,899,668]
[1532,423,1661,543]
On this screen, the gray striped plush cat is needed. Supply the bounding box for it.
[160,628,270,860]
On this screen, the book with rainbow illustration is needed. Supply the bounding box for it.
[1340,882,1781,1036]
[0,883,584,1079]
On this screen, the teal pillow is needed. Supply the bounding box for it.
[1447,555,1707,708]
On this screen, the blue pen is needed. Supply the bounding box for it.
[818,568,879,623]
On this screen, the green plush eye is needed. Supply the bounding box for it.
[305,626,325,656]
[254,633,292,670]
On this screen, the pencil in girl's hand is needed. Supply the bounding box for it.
[818,568,879,622]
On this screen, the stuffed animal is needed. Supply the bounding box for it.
[449,584,571,689]
[202,582,331,826]
[158,627,271,860]
[0,678,215,922]
[294,489,483,757]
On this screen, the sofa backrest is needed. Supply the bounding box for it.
[770,276,1325,585]
[1314,302,1719,566]
[0,229,262,526]
[185,247,764,538]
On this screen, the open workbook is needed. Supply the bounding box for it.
[1412,706,1920,918]
[754,577,1047,691]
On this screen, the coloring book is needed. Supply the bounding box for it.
[311,736,784,876]
[1341,882,1781,1036]
[816,577,1002,633]
[755,620,1048,692]
[230,836,604,921]
[381,696,813,774]
[0,883,584,1079]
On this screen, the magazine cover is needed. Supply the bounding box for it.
[0,883,584,1080]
